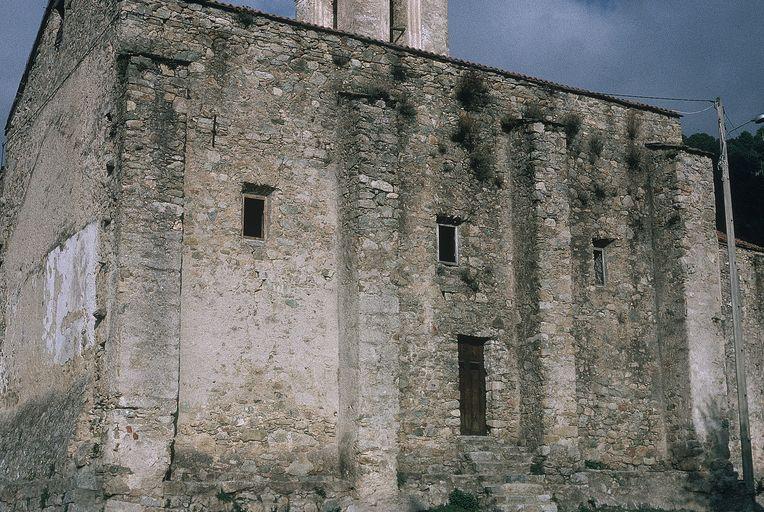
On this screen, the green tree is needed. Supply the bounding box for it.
[684,127,764,246]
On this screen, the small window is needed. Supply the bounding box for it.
[332,0,338,29]
[592,239,611,286]
[243,194,267,240]
[389,0,395,42]
[438,222,459,265]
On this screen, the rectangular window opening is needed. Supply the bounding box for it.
[243,194,267,240]
[592,238,611,286]
[332,0,338,29]
[389,0,395,42]
[437,223,458,265]
[458,335,488,436]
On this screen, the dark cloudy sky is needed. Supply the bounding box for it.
[1,0,762,140]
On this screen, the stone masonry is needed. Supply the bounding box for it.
[0,1,762,511]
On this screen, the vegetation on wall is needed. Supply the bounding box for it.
[684,128,764,246]
[236,11,257,27]
[392,61,409,82]
[626,145,643,172]
[450,72,500,183]
[524,103,546,122]
[500,114,522,133]
[584,460,609,470]
[452,113,480,150]
[459,268,481,292]
[396,93,417,119]
[563,113,583,147]
[455,72,490,112]
[424,490,481,512]
[216,489,245,512]
[626,112,641,140]
[451,112,494,182]
[589,135,605,164]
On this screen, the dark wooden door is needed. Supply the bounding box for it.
[459,337,487,436]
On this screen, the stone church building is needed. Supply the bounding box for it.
[0,0,763,511]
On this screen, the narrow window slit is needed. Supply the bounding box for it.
[389,0,395,42]
[592,238,612,286]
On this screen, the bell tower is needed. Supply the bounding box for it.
[295,0,449,55]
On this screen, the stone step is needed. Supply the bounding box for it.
[492,502,558,512]
[474,462,534,476]
[493,494,552,503]
[472,451,533,461]
[480,474,545,486]
[467,451,501,463]
[450,474,478,486]
[486,483,546,496]
[504,474,545,484]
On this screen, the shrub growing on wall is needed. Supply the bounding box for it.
[456,71,490,112]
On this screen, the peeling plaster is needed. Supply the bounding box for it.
[42,222,99,364]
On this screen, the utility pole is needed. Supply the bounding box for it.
[716,97,755,496]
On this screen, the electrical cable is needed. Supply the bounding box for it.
[725,111,737,131]
[603,93,713,103]
[672,105,716,116]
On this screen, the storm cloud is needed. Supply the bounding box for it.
[1,0,762,139]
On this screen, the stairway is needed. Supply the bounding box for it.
[459,438,558,512]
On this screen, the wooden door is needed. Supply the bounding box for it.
[458,337,487,436]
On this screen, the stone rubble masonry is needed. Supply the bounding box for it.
[721,244,764,480]
[100,53,189,506]
[0,0,762,511]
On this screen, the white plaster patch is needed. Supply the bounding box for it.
[42,222,99,364]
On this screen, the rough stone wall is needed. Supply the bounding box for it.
[2,0,745,510]
[115,2,350,509]
[569,114,670,472]
[99,53,189,509]
[392,68,519,505]
[641,148,734,511]
[336,98,403,509]
[721,245,764,482]
[0,0,120,509]
[109,2,699,509]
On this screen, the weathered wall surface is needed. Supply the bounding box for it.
[296,0,449,54]
[2,0,749,511]
[721,244,764,483]
[99,53,190,508]
[109,1,709,510]
[0,0,120,509]
[568,114,669,473]
[43,222,100,365]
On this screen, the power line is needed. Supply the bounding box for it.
[725,111,736,131]
[604,93,714,103]
[673,105,716,116]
